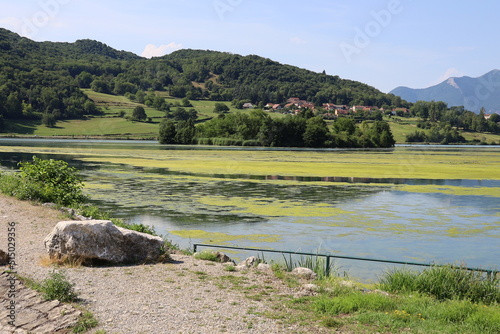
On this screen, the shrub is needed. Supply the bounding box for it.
[112,219,157,236]
[38,270,78,303]
[10,156,88,206]
[74,204,110,220]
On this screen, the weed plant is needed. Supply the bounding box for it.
[72,311,99,333]
[379,265,500,304]
[193,250,220,262]
[37,270,78,303]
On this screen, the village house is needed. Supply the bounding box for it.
[243,102,255,109]
[351,106,380,113]
[323,103,348,111]
[287,97,301,104]
[335,109,349,117]
[392,107,410,114]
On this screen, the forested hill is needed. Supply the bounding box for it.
[0,27,407,123]
[159,49,406,107]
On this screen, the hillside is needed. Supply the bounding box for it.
[0,27,407,127]
[390,70,500,113]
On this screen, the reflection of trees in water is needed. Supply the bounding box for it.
[0,152,100,172]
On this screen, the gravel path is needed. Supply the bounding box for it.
[0,195,325,334]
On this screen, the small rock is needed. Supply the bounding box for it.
[256,263,271,271]
[291,267,317,280]
[302,283,320,292]
[370,289,391,296]
[215,252,234,264]
[0,249,9,266]
[238,256,259,268]
[235,265,247,271]
[339,280,355,288]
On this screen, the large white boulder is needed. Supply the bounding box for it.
[44,220,164,264]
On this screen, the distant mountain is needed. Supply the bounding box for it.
[390,70,500,113]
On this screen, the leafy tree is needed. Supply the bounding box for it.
[171,107,197,121]
[5,92,22,118]
[90,79,110,94]
[76,71,93,88]
[181,97,192,107]
[406,130,427,143]
[135,90,145,104]
[42,112,56,127]
[213,102,230,114]
[132,105,147,121]
[303,116,329,147]
[175,119,196,144]
[332,117,356,135]
[158,119,177,144]
[489,113,500,123]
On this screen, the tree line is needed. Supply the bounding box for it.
[159,109,395,148]
[405,101,499,143]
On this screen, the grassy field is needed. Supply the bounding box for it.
[2,90,500,143]
[387,117,420,143]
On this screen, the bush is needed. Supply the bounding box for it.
[14,156,87,206]
[112,218,157,236]
[38,270,78,303]
[73,204,110,220]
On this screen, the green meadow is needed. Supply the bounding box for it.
[3,90,499,143]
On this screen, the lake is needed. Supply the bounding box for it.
[0,138,499,281]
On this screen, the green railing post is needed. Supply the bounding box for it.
[191,243,495,277]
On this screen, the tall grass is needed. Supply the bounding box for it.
[278,253,336,278]
[379,265,499,304]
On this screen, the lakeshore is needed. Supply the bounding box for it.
[0,194,327,333]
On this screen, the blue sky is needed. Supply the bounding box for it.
[1,0,498,93]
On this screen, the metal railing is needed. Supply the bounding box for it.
[193,243,498,278]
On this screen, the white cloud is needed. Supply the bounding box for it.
[429,68,465,86]
[141,43,183,58]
